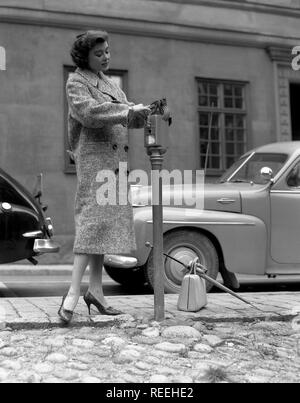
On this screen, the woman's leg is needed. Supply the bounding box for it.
[87,254,108,307]
[63,253,90,311]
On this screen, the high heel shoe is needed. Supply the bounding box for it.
[83,291,124,316]
[58,295,74,324]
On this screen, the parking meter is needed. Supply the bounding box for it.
[144,98,172,321]
[144,115,170,150]
[144,98,172,150]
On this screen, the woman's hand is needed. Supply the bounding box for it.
[127,104,151,128]
[131,104,151,119]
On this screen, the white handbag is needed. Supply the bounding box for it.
[177,260,207,312]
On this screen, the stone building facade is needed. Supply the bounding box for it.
[0,0,300,262]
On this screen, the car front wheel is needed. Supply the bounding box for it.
[144,230,219,293]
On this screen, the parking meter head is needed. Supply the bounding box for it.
[144,115,170,149]
[149,98,172,126]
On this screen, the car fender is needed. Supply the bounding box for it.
[133,207,267,275]
[0,204,40,264]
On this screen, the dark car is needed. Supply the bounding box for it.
[0,167,59,264]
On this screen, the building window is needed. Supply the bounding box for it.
[197,79,247,174]
[63,66,128,173]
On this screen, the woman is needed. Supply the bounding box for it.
[59,30,150,324]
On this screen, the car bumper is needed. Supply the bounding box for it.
[104,255,138,269]
[33,239,60,254]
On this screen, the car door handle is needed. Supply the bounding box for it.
[217,198,236,204]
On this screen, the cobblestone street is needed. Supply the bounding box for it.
[0,316,299,383]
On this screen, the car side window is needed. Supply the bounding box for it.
[287,161,300,188]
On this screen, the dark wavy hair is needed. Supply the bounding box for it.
[70,30,109,69]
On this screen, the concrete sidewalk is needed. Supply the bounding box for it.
[1,264,299,330]
[0,264,74,276]
[0,292,299,330]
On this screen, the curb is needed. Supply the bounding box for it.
[2,313,135,331]
[2,311,295,331]
[0,265,74,277]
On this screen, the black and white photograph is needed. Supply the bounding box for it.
[0,0,300,387]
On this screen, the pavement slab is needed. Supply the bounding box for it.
[0,292,299,330]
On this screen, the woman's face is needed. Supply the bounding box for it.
[88,41,110,73]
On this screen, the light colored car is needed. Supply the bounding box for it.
[104,141,300,293]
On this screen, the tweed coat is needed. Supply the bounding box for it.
[66,68,143,254]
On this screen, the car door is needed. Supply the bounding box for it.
[270,158,300,264]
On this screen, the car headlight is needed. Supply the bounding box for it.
[45,217,54,236]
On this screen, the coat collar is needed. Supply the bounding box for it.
[75,68,124,102]
[76,68,99,87]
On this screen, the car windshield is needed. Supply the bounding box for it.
[219,152,288,184]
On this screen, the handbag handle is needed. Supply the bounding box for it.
[190,258,198,276]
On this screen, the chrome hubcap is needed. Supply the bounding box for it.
[164,246,205,286]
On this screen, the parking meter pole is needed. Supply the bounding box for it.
[148,147,165,322]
